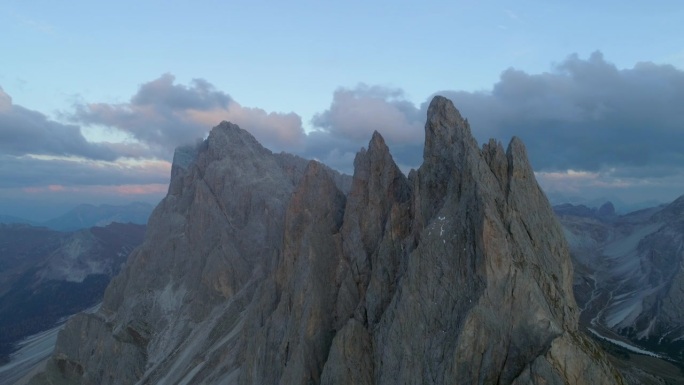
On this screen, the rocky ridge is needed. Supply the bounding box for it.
[30,96,621,384]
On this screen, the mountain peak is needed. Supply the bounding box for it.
[205,120,271,159]
[423,95,472,162]
[426,95,465,126]
[30,96,622,385]
[369,130,386,148]
[506,135,535,181]
[597,201,616,217]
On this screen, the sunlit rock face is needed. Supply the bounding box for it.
[30,96,622,385]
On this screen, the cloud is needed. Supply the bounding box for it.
[73,74,306,156]
[0,182,168,222]
[68,79,425,177]
[0,78,309,216]
[305,84,425,173]
[312,84,424,143]
[437,51,684,176]
[299,53,684,204]
[0,86,173,219]
[535,168,684,208]
[0,154,170,188]
[3,52,684,215]
[0,87,120,161]
[297,131,362,174]
[22,183,168,196]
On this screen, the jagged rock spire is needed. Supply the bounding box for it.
[29,96,622,385]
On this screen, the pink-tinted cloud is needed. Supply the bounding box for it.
[0,154,171,189]
[108,184,169,195]
[73,74,306,157]
[536,169,635,196]
[48,184,66,192]
[22,183,168,196]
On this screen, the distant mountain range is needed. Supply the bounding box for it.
[555,198,684,383]
[0,215,35,226]
[545,191,665,215]
[0,202,154,231]
[0,222,146,368]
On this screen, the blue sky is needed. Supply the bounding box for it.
[2,1,684,220]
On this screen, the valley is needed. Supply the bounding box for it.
[0,221,146,374]
[557,200,684,382]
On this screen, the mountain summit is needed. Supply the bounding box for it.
[29,96,621,384]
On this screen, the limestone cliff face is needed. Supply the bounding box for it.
[30,97,621,385]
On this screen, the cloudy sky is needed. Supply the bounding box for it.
[2,1,684,220]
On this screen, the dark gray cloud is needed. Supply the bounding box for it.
[304,53,684,204]
[131,75,232,110]
[312,84,424,143]
[0,87,120,161]
[73,74,306,157]
[309,52,684,182]
[0,85,163,217]
[438,51,684,174]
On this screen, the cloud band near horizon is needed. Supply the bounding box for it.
[2,51,684,217]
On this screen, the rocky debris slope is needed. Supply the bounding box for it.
[30,96,621,384]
